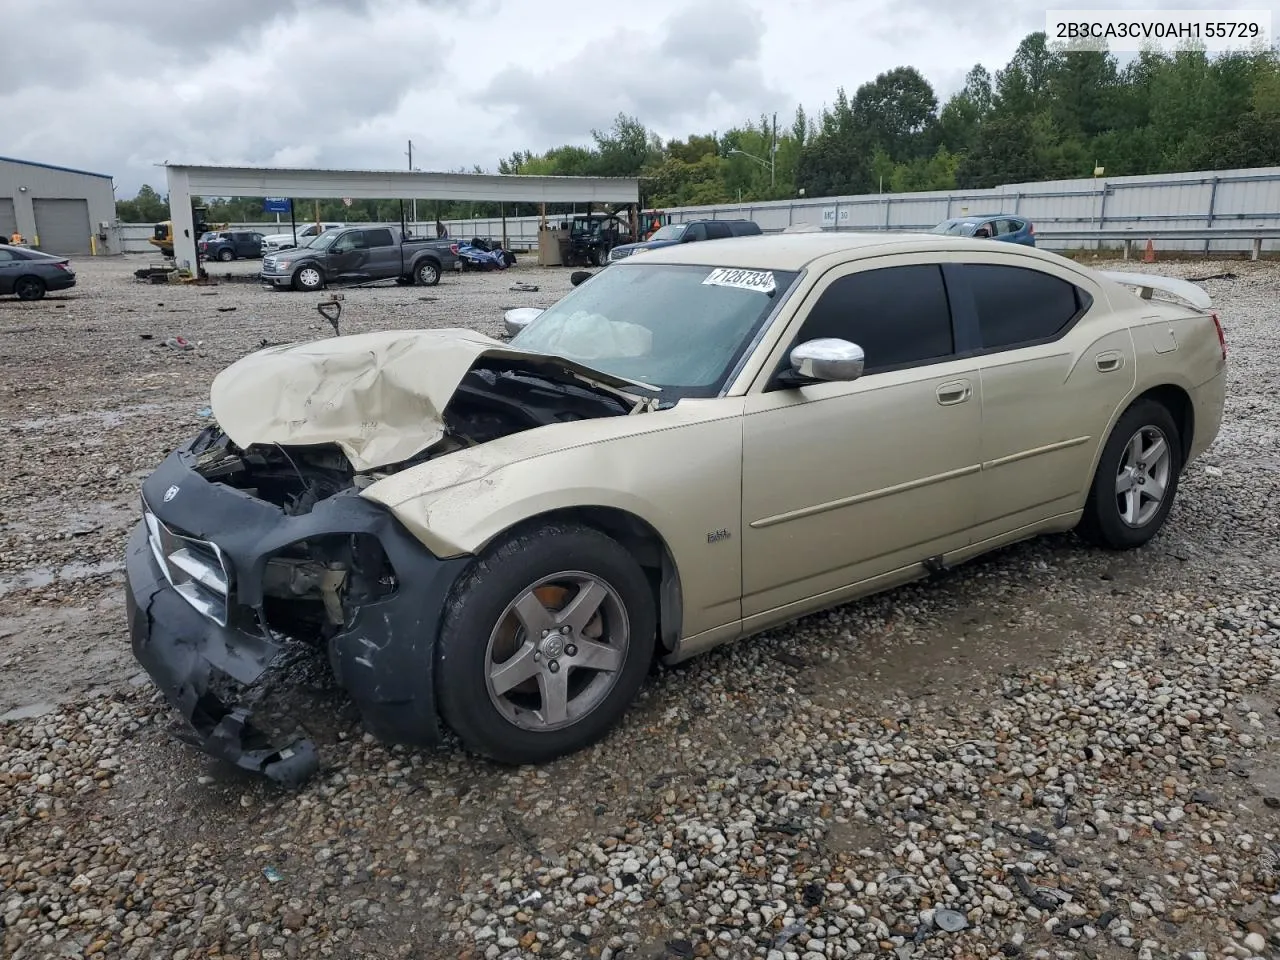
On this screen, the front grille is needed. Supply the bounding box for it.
[143,507,231,626]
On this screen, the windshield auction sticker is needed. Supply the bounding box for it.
[702,267,776,294]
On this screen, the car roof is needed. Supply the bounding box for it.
[625,231,1059,271]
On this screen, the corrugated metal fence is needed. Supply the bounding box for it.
[115,164,1280,256]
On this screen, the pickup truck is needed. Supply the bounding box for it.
[606,218,761,263]
[260,222,343,255]
[260,225,460,291]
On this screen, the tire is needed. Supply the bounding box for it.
[415,260,441,286]
[590,246,609,267]
[1077,398,1182,550]
[292,265,324,292]
[436,522,657,764]
[14,276,45,301]
[217,248,235,262]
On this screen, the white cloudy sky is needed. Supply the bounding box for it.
[3,0,1265,196]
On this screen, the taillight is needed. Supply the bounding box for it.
[450,243,459,255]
[1029,222,1035,235]
[1211,310,1226,360]
[54,261,71,272]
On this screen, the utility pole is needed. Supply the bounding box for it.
[406,139,417,229]
[771,112,777,190]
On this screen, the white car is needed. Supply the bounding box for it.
[260,222,343,255]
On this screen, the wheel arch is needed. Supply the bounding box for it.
[1135,383,1195,464]
[476,506,684,656]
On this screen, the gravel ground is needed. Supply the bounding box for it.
[1,253,1278,960]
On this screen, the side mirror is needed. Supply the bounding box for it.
[785,338,865,384]
[504,307,544,337]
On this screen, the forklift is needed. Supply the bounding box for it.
[147,202,223,258]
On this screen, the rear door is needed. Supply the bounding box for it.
[0,247,20,294]
[705,221,733,240]
[955,258,1135,538]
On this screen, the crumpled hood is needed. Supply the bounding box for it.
[209,327,648,472]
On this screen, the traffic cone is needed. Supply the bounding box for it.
[1143,239,1155,263]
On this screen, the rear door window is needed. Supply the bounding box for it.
[965,264,1091,350]
[705,222,732,240]
[363,228,394,247]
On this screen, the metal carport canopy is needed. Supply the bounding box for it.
[162,163,640,272]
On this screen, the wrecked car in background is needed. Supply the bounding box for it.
[127,233,1226,784]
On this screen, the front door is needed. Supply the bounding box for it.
[360,227,398,276]
[740,258,983,622]
[326,231,369,277]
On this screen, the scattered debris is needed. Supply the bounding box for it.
[772,651,806,669]
[934,909,968,932]
[1187,271,1238,282]
[261,865,282,883]
[1009,867,1067,910]
[216,306,237,313]
[139,334,154,340]
[197,407,212,418]
[773,922,805,947]
[162,336,194,351]
[509,282,540,292]
[1263,796,1280,809]
[570,270,593,286]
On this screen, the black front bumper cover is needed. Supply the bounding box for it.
[126,436,470,785]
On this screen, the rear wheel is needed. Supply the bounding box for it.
[217,248,235,262]
[292,266,324,292]
[14,276,45,301]
[415,260,441,286]
[1077,399,1181,549]
[436,523,656,764]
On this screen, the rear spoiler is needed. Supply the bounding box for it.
[1099,271,1212,310]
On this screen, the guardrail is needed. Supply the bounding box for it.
[1028,227,1280,260]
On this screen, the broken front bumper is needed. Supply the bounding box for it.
[125,441,470,785]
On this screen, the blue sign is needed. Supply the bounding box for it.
[264,197,291,213]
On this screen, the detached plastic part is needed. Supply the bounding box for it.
[170,704,319,787]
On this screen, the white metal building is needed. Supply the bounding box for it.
[0,155,117,256]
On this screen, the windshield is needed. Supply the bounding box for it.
[510,262,799,398]
[931,220,975,236]
[308,232,339,250]
[648,224,687,242]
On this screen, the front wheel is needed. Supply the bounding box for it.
[590,246,609,267]
[436,523,656,764]
[415,260,441,286]
[292,266,324,292]
[1077,398,1182,549]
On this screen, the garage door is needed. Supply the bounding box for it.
[0,198,15,240]
[33,198,92,255]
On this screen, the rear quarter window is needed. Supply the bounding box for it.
[966,264,1092,349]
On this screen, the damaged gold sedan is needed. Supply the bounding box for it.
[126,233,1226,783]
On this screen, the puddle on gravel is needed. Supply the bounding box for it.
[0,701,56,722]
[0,559,125,597]
[10,401,180,432]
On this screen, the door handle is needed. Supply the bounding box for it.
[936,379,971,405]
[1095,350,1124,372]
